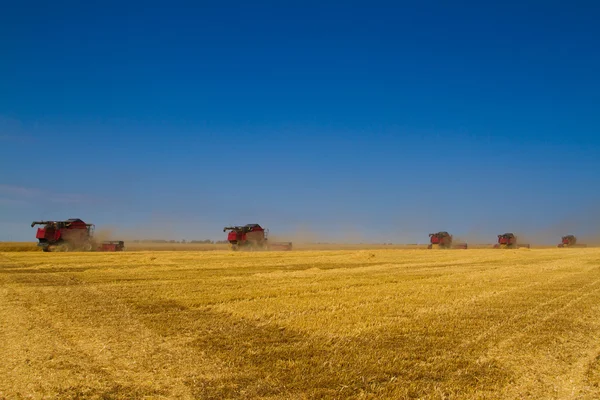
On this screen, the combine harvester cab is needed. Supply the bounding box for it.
[31,218,125,252]
[427,232,467,249]
[223,224,292,251]
[558,235,586,248]
[493,233,530,249]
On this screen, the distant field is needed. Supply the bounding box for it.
[0,241,422,252]
[0,242,38,251]
[1,248,600,399]
[0,241,229,252]
[0,241,549,252]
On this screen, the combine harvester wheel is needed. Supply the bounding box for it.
[55,243,72,252]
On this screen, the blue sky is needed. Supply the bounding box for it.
[1,1,599,243]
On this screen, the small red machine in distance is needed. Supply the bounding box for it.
[31,218,125,252]
[223,224,292,251]
[99,241,126,251]
[493,233,530,249]
[427,232,467,249]
[558,235,586,248]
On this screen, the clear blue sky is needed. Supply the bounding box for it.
[1,1,599,243]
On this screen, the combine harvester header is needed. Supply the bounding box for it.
[31,218,125,252]
[223,224,292,251]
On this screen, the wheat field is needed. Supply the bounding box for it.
[1,248,600,399]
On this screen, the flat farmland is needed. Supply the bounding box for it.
[1,248,600,399]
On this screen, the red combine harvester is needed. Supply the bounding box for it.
[31,218,125,252]
[557,235,586,248]
[99,241,126,251]
[493,233,530,249]
[223,224,292,251]
[427,232,467,249]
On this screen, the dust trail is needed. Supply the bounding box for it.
[268,226,321,249]
[93,227,116,243]
[518,204,600,246]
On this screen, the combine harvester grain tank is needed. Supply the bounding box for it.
[223,224,292,251]
[427,232,468,249]
[31,218,125,252]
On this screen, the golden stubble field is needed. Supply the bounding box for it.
[1,248,600,399]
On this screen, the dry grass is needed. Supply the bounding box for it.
[124,242,230,251]
[1,248,600,399]
[0,241,556,252]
